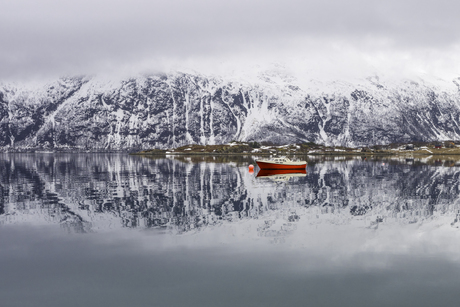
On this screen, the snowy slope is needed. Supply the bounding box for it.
[1,71,460,150]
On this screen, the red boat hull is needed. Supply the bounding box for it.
[256,161,307,170]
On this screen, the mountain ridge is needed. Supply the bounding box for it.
[1,71,460,151]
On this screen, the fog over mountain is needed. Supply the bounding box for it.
[1,0,460,81]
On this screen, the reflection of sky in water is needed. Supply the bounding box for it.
[1,154,460,306]
[2,224,460,307]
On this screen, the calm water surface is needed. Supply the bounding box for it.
[1,153,460,307]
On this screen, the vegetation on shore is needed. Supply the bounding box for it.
[132,140,460,156]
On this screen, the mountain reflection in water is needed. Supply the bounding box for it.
[1,153,460,235]
[3,154,460,307]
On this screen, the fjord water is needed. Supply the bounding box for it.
[2,154,460,307]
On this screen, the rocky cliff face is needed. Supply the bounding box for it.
[1,72,460,150]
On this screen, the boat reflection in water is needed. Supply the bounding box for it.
[256,169,307,181]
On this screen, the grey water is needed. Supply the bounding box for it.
[2,153,460,307]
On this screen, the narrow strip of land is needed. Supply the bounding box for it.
[132,141,460,156]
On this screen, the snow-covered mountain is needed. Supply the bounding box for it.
[1,71,460,150]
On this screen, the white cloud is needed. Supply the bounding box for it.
[1,0,459,81]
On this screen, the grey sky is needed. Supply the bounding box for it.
[1,0,459,80]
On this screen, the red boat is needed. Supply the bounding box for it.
[256,157,307,170]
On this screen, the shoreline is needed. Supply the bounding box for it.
[130,151,460,157]
[4,141,460,156]
[1,150,460,156]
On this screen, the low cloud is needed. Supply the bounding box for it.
[1,0,459,81]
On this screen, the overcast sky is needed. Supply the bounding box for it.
[1,0,460,81]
